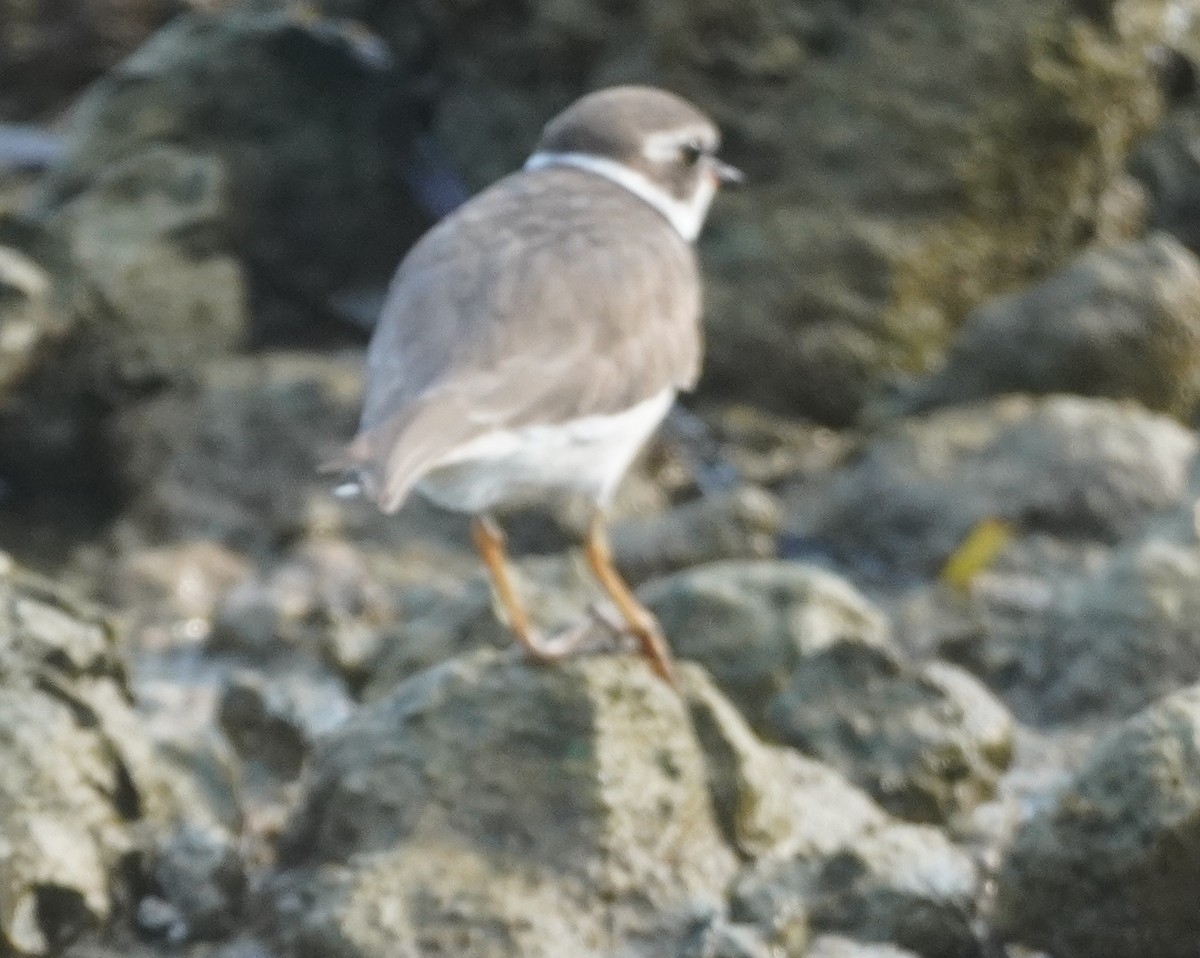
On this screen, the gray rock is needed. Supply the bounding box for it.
[0,559,160,952]
[40,8,427,335]
[684,664,887,863]
[681,667,981,957]
[903,235,1200,418]
[270,650,738,957]
[611,485,784,586]
[938,528,1200,724]
[0,0,176,119]
[681,917,783,958]
[1133,94,1200,254]
[2,7,431,496]
[736,823,980,958]
[805,935,922,958]
[800,395,1196,584]
[993,684,1200,957]
[0,245,55,395]
[116,353,362,549]
[766,649,1014,824]
[643,560,891,715]
[0,140,249,498]
[47,143,249,386]
[645,560,1013,822]
[217,666,353,781]
[144,823,245,942]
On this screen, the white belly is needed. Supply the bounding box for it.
[415,389,674,514]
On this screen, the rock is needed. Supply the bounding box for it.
[681,916,782,958]
[142,823,245,942]
[901,235,1200,418]
[692,655,986,952]
[0,557,212,953]
[805,936,922,958]
[0,0,181,119]
[799,395,1196,584]
[735,823,980,958]
[115,352,362,549]
[39,8,428,342]
[272,650,975,956]
[938,524,1200,724]
[270,650,739,957]
[993,683,1200,957]
[1132,91,1200,254]
[3,7,432,498]
[611,485,784,585]
[643,560,891,715]
[0,245,56,395]
[217,666,353,781]
[0,141,250,500]
[765,649,1014,824]
[644,560,1012,822]
[684,664,887,863]
[48,144,250,388]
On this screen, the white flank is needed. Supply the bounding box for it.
[416,388,675,513]
[524,151,715,242]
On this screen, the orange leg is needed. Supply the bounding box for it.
[583,516,677,685]
[472,515,585,662]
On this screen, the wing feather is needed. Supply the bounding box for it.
[345,165,702,512]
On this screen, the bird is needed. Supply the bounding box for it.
[337,86,742,683]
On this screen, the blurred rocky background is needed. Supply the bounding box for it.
[5,0,1200,955]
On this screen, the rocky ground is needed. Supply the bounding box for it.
[5,0,1200,957]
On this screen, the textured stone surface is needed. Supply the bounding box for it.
[902,234,1200,418]
[0,558,231,954]
[272,651,739,957]
[994,684,1200,957]
[938,525,1200,724]
[766,649,1014,823]
[684,664,887,863]
[643,560,891,714]
[1,7,430,499]
[0,0,183,119]
[806,936,922,958]
[735,822,980,958]
[799,395,1196,584]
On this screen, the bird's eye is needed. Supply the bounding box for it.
[679,141,704,166]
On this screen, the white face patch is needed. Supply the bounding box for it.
[524,151,717,242]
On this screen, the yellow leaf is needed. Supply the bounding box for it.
[941,518,1014,590]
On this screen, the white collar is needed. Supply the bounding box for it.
[523,151,714,242]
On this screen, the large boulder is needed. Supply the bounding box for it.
[1132,83,1200,255]
[937,525,1200,724]
[993,684,1200,957]
[0,0,181,119]
[799,395,1197,584]
[901,234,1200,418]
[271,651,740,958]
[1,7,431,500]
[646,561,1015,823]
[0,556,238,954]
[269,651,983,957]
[765,650,1014,824]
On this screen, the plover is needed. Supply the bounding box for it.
[339,86,741,683]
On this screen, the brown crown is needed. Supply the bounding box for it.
[535,86,717,162]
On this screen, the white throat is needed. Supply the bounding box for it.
[524,151,715,242]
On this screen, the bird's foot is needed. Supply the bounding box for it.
[587,601,678,687]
